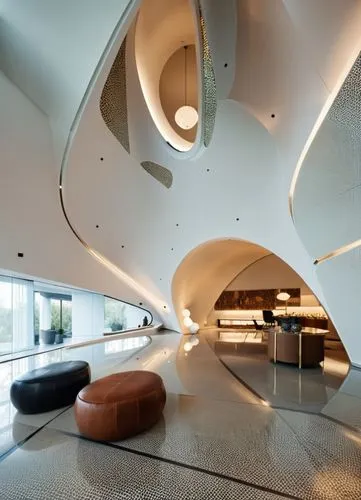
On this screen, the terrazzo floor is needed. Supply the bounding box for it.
[1,330,361,499]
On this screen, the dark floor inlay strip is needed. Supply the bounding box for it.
[59,429,301,500]
[0,405,72,463]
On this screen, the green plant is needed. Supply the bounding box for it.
[57,328,65,336]
[110,321,123,332]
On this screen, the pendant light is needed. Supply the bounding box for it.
[175,45,198,130]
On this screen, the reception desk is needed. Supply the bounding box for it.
[268,328,326,368]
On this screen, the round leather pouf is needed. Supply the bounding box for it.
[10,361,90,414]
[74,371,166,441]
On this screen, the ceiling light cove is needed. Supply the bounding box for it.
[135,0,209,153]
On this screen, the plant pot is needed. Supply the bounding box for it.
[54,333,63,344]
[281,321,291,332]
[291,323,302,333]
[40,329,56,345]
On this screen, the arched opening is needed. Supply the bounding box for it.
[172,238,349,412]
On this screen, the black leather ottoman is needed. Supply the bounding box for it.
[10,361,90,414]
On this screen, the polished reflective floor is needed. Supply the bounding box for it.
[206,329,361,432]
[1,330,361,499]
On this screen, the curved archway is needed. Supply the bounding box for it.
[172,238,333,335]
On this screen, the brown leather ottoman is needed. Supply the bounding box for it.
[74,371,166,441]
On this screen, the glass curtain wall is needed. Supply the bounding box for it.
[0,271,152,357]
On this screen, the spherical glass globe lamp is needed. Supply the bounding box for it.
[182,309,191,318]
[175,106,198,130]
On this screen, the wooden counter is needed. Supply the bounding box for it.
[268,329,325,368]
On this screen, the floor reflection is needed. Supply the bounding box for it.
[206,329,361,431]
[0,335,151,459]
[1,330,361,498]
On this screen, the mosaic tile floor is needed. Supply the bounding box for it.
[0,427,287,500]
[1,331,361,499]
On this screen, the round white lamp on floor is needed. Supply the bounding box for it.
[183,316,193,328]
[182,309,191,318]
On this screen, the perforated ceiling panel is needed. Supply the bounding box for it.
[141,162,173,189]
[199,6,217,148]
[328,52,361,141]
[100,39,130,153]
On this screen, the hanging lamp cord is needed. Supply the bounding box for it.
[184,45,187,106]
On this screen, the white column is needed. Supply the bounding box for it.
[72,292,104,339]
[12,278,34,352]
[39,295,51,330]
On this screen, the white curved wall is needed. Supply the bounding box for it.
[294,119,361,259]
[0,71,158,321]
[65,87,325,330]
[231,0,361,194]
[292,54,361,364]
[172,240,270,329]
[0,0,140,164]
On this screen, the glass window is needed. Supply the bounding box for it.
[104,297,127,332]
[34,287,73,344]
[50,298,72,332]
[104,297,151,332]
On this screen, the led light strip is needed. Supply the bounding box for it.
[314,238,361,265]
[58,0,167,313]
[288,46,361,220]
[289,45,361,267]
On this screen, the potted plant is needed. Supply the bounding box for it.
[110,321,123,332]
[40,329,56,345]
[55,328,64,344]
[290,317,302,333]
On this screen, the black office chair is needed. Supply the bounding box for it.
[253,319,263,331]
[262,310,275,326]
